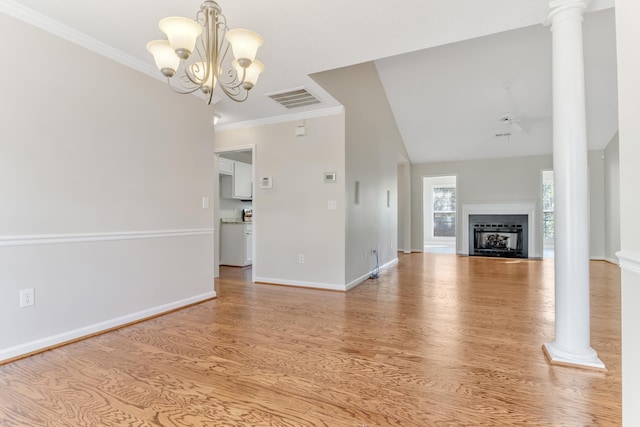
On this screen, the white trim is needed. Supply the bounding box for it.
[215,106,345,132]
[543,342,605,370]
[617,251,640,275]
[255,258,399,292]
[0,291,216,363]
[255,277,346,292]
[461,202,539,258]
[345,258,399,290]
[604,256,619,265]
[0,0,160,80]
[0,229,214,247]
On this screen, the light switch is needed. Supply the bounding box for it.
[328,200,337,210]
[202,196,210,209]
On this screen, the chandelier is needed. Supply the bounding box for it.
[146,0,265,104]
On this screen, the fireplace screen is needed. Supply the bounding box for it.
[469,214,528,258]
[476,231,519,251]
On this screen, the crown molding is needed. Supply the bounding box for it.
[0,0,160,80]
[215,106,345,132]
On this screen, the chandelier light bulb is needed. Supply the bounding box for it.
[146,40,180,77]
[159,17,202,59]
[226,29,264,63]
[233,59,265,89]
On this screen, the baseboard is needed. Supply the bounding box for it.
[0,291,216,364]
[345,257,399,290]
[617,251,640,274]
[604,256,620,265]
[254,277,346,292]
[255,258,400,293]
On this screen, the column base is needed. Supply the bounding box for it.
[543,342,606,371]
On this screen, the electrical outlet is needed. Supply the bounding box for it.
[20,288,35,308]
[298,254,305,264]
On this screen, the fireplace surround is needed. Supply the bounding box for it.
[461,202,539,259]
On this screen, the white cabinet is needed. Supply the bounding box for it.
[245,224,253,264]
[220,223,252,266]
[219,159,252,200]
[218,157,233,175]
[233,161,252,199]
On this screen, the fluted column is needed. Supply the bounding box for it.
[543,0,604,369]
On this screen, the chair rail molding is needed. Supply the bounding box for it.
[0,229,215,247]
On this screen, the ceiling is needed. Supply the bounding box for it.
[1,0,618,164]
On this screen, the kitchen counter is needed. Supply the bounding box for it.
[221,218,251,224]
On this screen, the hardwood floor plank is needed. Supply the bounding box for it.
[0,254,621,426]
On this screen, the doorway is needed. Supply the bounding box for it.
[423,175,457,254]
[214,146,255,281]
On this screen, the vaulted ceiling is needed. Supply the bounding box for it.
[1,0,617,163]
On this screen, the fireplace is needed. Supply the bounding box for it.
[469,214,528,258]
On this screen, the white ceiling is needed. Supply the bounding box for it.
[1,0,618,163]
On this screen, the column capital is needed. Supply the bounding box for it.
[547,0,589,27]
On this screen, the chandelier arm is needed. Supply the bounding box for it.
[209,7,220,82]
[213,16,237,87]
[166,77,203,95]
[217,83,249,103]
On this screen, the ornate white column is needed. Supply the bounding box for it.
[543,0,604,369]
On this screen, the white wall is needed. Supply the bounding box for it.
[0,15,215,361]
[397,162,412,252]
[604,133,620,263]
[215,114,347,290]
[615,1,640,424]
[312,62,410,286]
[588,150,606,260]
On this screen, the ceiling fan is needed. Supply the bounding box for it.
[495,86,525,140]
[495,113,524,140]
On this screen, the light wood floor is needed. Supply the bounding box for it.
[0,254,621,426]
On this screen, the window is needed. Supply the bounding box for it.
[542,174,554,241]
[433,186,456,237]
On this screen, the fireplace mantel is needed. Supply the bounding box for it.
[461,202,539,259]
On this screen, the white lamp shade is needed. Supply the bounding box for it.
[159,17,202,55]
[226,29,263,62]
[233,59,264,87]
[146,40,180,73]
[190,62,217,90]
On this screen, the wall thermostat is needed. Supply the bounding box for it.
[260,176,273,189]
[324,172,337,183]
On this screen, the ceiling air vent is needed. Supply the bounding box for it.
[267,88,321,109]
